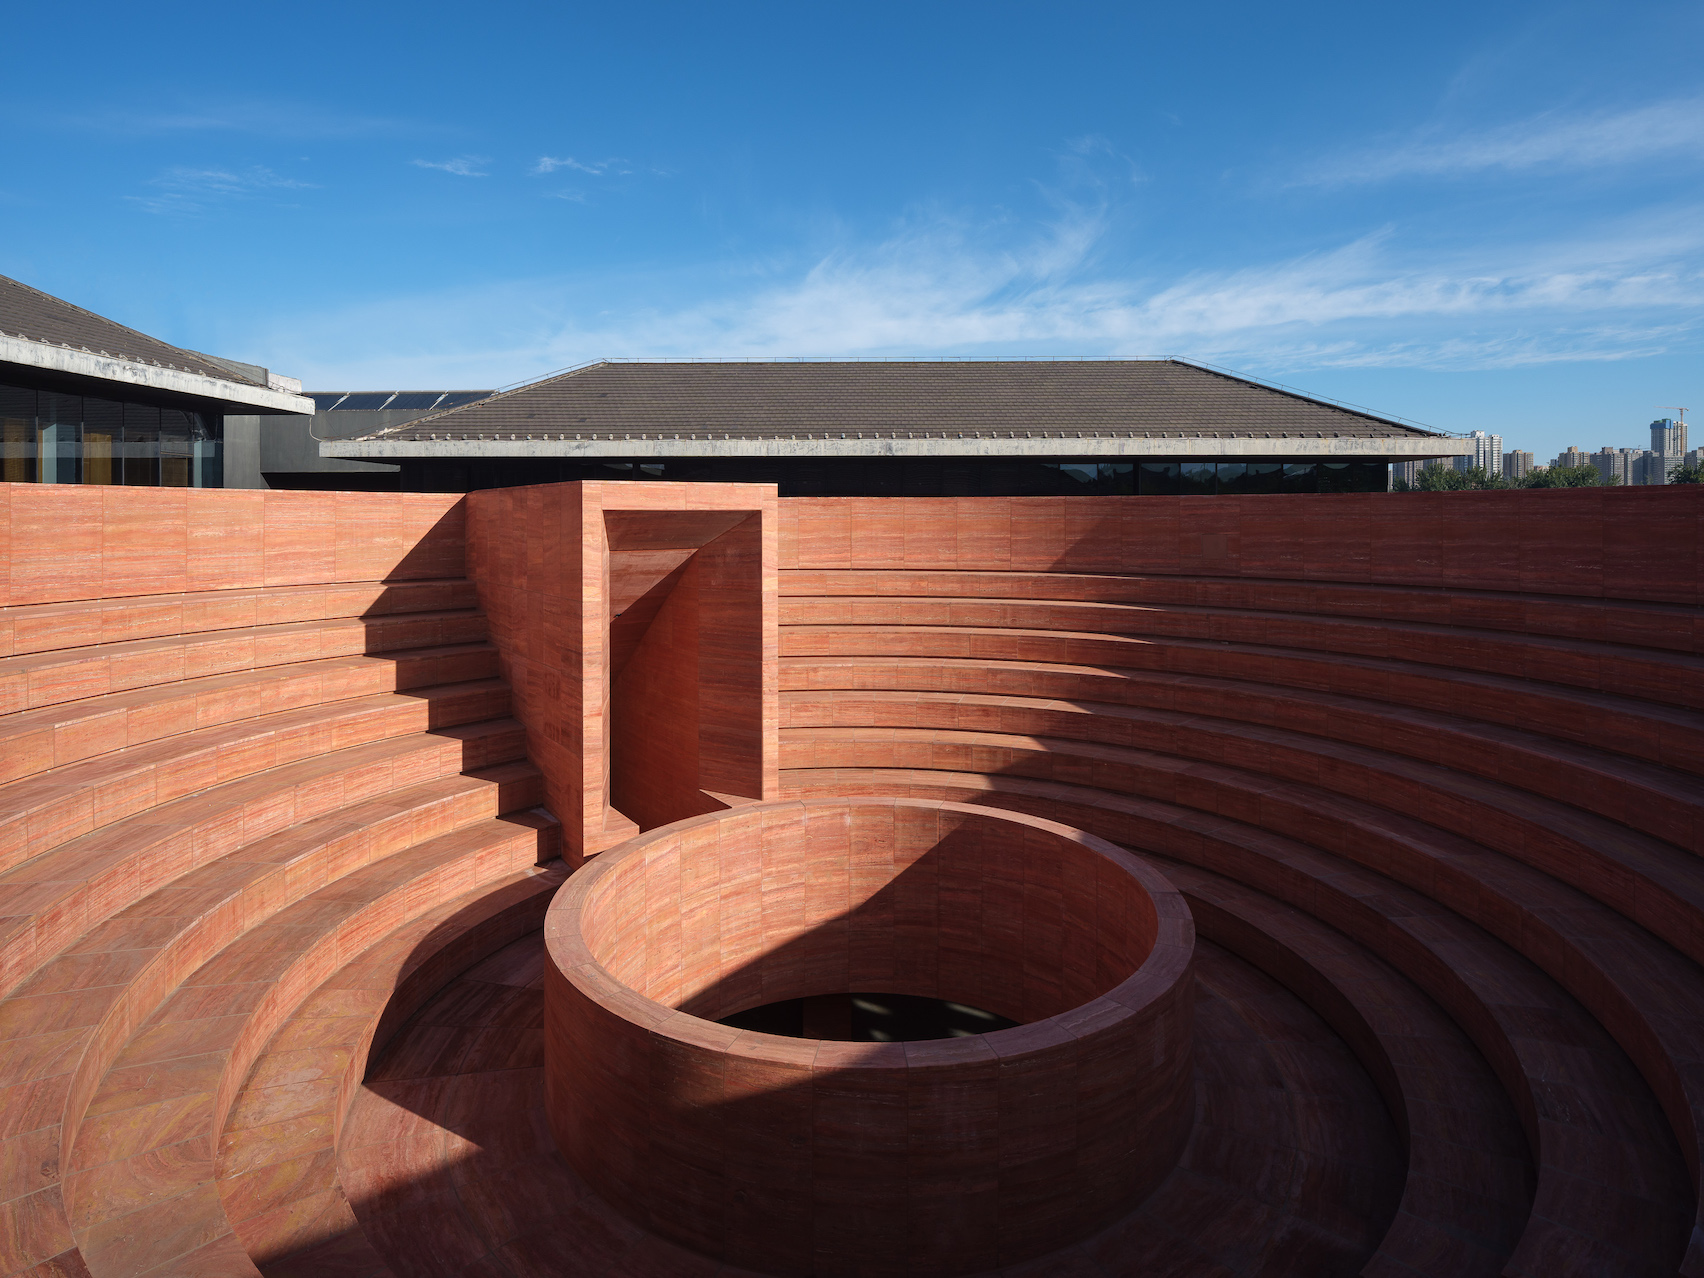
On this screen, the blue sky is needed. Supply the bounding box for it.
[2,0,1699,463]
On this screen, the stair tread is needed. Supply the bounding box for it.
[783,765,1699,1270]
[1,578,477,660]
[0,611,491,716]
[60,832,559,1278]
[0,726,535,999]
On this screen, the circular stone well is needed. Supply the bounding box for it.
[544,797,1196,1276]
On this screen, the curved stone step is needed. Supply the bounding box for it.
[0,722,528,996]
[779,642,1704,777]
[780,684,1703,853]
[779,597,1704,709]
[779,569,1704,655]
[0,643,498,787]
[215,866,565,1273]
[60,824,562,1278]
[0,610,489,717]
[781,708,1704,960]
[1155,864,1531,1277]
[0,765,545,1278]
[0,579,478,662]
[782,764,1703,1273]
[0,680,514,877]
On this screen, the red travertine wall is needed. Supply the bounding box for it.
[0,481,556,1278]
[776,485,1704,1278]
[545,798,1195,1277]
[466,482,778,864]
[3,480,1701,1278]
[0,483,463,607]
[779,488,1704,605]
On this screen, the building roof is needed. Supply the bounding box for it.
[350,359,1443,443]
[327,358,1467,462]
[0,274,313,415]
[0,274,263,384]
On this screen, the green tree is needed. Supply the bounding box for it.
[1521,464,1616,488]
[1414,462,1467,490]
[1462,464,1511,490]
[1667,461,1702,484]
[1400,462,1510,491]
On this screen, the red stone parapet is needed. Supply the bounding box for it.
[543,797,1195,1276]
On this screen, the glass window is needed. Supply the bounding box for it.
[1282,463,1318,493]
[1139,462,1180,495]
[37,393,80,484]
[1099,462,1134,493]
[1219,462,1283,494]
[1,385,34,484]
[124,402,160,486]
[1042,462,1135,494]
[1179,462,1216,496]
[0,384,223,487]
[158,408,196,487]
[1318,461,1387,493]
[1052,462,1099,487]
[83,398,123,486]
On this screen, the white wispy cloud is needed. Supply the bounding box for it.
[1307,97,1704,184]
[532,156,632,176]
[247,204,1704,387]
[125,166,316,215]
[411,156,489,176]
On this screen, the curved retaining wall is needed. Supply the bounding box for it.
[1,483,1699,1278]
[543,797,1195,1276]
[775,490,1704,1278]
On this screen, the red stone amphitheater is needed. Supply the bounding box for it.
[1,479,1701,1278]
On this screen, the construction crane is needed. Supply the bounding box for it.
[1656,406,1689,421]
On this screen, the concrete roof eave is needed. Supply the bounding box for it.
[2,334,314,415]
[323,435,1476,461]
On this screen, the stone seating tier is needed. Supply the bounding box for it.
[0,485,1699,1278]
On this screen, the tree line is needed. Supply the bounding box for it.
[1393,461,1703,491]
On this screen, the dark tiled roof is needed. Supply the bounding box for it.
[0,274,263,386]
[353,360,1443,443]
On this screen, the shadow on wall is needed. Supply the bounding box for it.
[226,867,563,1274]
[608,509,767,831]
[540,801,1196,1277]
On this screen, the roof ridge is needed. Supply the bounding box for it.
[333,359,1448,450]
[0,273,265,387]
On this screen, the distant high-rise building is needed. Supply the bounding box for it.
[1589,447,1645,486]
[1455,430,1503,474]
[1627,449,1662,485]
[1503,451,1534,481]
[1554,446,1590,470]
[1391,459,1424,488]
[1652,417,1687,456]
[1650,418,1688,485]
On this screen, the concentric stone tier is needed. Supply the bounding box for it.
[0,484,1698,1278]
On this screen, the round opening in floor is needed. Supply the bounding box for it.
[544,796,1196,1277]
[719,990,1020,1040]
